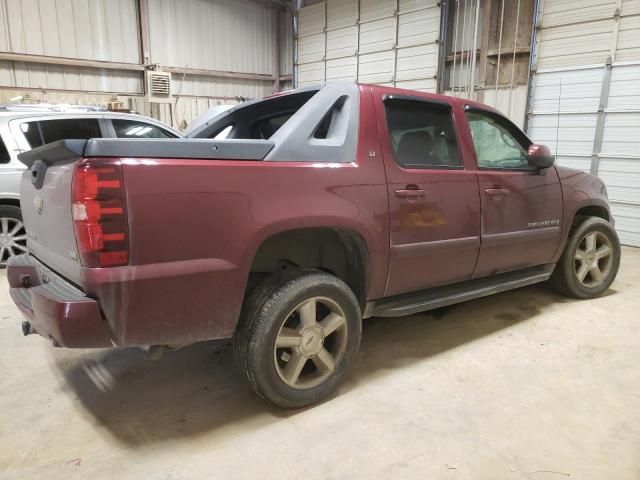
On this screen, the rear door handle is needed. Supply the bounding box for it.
[395,188,426,198]
[484,187,510,196]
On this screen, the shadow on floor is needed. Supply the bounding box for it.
[53,283,585,446]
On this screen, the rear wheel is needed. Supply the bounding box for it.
[234,269,361,408]
[0,206,27,268]
[551,216,620,298]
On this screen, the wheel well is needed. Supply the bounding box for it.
[248,228,369,309]
[0,198,21,209]
[573,205,610,228]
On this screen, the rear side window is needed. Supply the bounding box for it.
[0,136,10,163]
[112,119,177,138]
[384,98,461,169]
[21,118,102,148]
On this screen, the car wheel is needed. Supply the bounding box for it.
[234,269,362,408]
[550,216,620,299]
[0,205,27,268]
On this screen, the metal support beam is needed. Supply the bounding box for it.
[0,52,284,83]
[476,0,493,101]
[137,0,151,65]
[590,1,623,175]
[436,0,449,93]
[590,57,613,176]
[163,65,278,82]
[0,52,145,72]
[273,9,282,92]
[469,0,481,97]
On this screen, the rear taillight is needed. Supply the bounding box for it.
[72,159,129,267]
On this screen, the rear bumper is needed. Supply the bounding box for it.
[7,255,112,348]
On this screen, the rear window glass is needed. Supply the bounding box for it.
[385,98,462,169]
[21,118,102,148]
[249,113,293,139]
[0,135,10,164]
[194,89,317,140]
[112,119,177,138]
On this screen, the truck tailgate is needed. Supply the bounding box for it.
[18,140,85,285]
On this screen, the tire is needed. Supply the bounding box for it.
[550,216,620,299]
[0,205,27,268]
[234,269,362,408]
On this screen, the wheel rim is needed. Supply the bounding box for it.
[574,231,613,288]
[273,296,348,390]
[0,217,27,266]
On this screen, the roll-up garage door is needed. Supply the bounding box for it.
[527,0,640,246]
[297,0,440,92]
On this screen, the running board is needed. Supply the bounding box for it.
[364,265,554,318]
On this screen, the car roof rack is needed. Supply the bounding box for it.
[0,104,108,113]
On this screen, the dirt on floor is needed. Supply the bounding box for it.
[1,247,639,480]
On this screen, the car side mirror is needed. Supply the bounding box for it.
[527,144,555,169]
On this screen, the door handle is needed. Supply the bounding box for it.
[484,187,510,196]
[395,188,426,198]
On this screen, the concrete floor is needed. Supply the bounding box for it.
[1,248,639,480]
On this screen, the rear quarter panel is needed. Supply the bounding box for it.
[92,87,389,346]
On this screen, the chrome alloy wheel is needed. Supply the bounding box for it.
[0,217,27,266]
[274,296,348,389]
[574,231,613,288]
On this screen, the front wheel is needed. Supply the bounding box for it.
[234,269,362,408]
[551,216,621,298]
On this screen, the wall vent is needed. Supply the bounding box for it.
[145,70,173,104]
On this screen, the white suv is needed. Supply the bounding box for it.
[0,105,181,266]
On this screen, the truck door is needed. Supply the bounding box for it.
[373,90,481,297]
[463,107,563,277]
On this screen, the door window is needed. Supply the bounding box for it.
[0,135,10,163]
[466,110,531,169]
[20,118,103,148]
[112,119,177,138]
[384,98,462,169]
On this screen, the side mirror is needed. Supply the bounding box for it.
[528,144,555,169]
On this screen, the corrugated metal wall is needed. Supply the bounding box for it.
[148,0,275,77]
[0,0,140,62]
[0,0,142,94]
[297,0,440,92]
[0,0,292,130]
[527,0,640,246]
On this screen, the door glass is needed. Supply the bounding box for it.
[0,135,11,163]
[21,122,44,148]
[112,119,177,138]
[384,99,461,169]
[21,118,102,148]
[466,111,530,169]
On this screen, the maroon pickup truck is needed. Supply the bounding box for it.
[8,82,620,407]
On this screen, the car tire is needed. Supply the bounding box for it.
[0,205,27,268]
[234,269,362,408]
[550,216,621,299]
